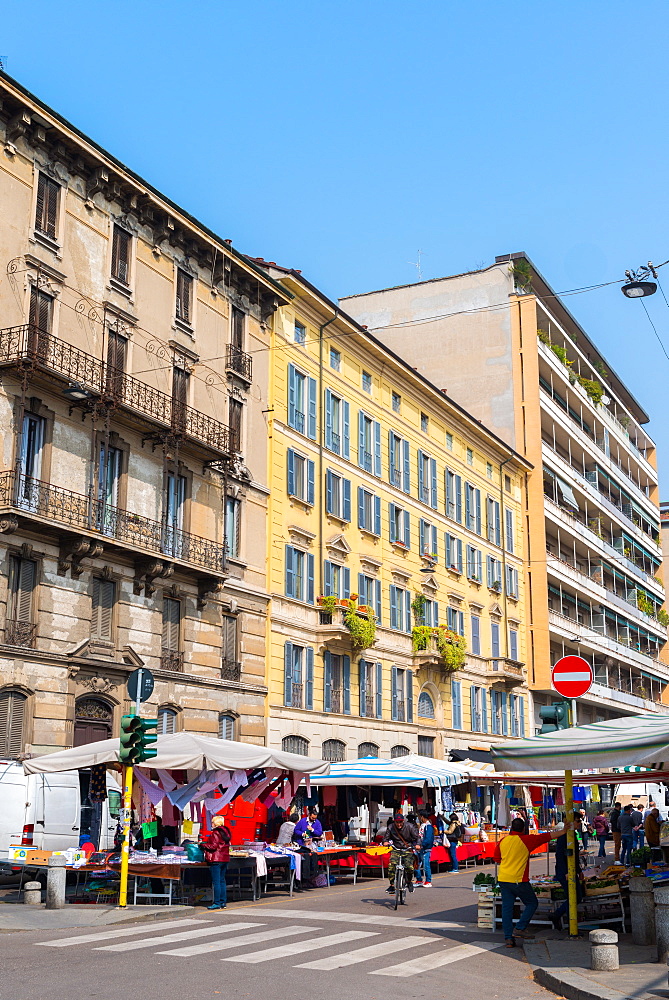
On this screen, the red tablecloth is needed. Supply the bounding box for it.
[329,840,548,869]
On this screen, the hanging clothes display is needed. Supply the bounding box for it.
[89,764,107,803]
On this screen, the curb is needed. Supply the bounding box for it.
[0,904,195,933]
[532,965,655,1000]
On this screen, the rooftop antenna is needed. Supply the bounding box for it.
[408,250,425,281]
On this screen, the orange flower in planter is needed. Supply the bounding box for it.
[349,593,359,601]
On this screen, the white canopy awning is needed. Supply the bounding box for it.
[308,754,490,787]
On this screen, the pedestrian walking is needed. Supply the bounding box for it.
[610,802,622,862]
[645,807,662,861]
[445,813,463,872]
[415,809,434,887]
[493,817,557,948]
[593,809,609,858]
[619,804,634,864]
[200,815,231,910]
[632,804,645,849]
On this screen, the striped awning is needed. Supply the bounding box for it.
[308,755,487,787]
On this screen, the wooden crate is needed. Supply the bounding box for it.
[584,884,621,898]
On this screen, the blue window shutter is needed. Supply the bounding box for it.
[324,560,333,597]
[419,518,426,554]
[288,365,296,429]
[501,691,508,736]
[430,458,437,508]
[306,553,315,604]
[447,607,454,631]
[376,662,383,719]
[519,696,525,737]
[374,421,382,477]
[475,489,482,535]
[506,508,514,553]
[476,549,481,581]
[374,579,381,621]
[433,601,439,626]
[465,484,471,529]
[491,621,500,657]
[471,615,480,655]
[452,679,461,729]
[445,470,451,516]
[466,545,472,577]
[406,670,413,722]
[455,475,462,523]
[431,525,438,558]
[324,650,332,712]
[510,629,518,661]
[402,438,410,493]
[418,450,424,501]
[445,532,451,568]
[358,411,365,468]
[495,501,501,546]
[284,642,293,706]
[342,400,350,459]
[458,610,464,636]
[403,510,410,547]
[457,539,463,573]
[391,665,398,721]
[405,591,412,633]
[325,469,333,514]
[357,487,365,529]
[343,478,351,521]
[481,689,488,733]
[287,449,295,496]
[285,545,295,597]
[490,691,498,735]
[358,573,365,601]
[487,555,493,588]
[342,567,350,598]
[307,377,317,440]
[470,686,477,732]
[359,659,367,717]
[390,585,398,629]
[325,389,333,450]
[389,431,395,484]
[343,655,351,714]
[307,459,315,505]
[374,495,381,536]
[305,647,314,710]
[389,503,396,543]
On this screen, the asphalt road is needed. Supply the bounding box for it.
[2,867,557,1000]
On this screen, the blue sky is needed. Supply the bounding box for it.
[3,1,669,485]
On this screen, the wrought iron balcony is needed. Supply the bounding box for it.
[0,325,232,457]
[225,344,253,383]
[4,619,36,648]
[221,659,242,682]
[161,649,184,672]
[0,471,226,575]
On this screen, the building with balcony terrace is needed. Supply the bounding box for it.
[342,253,668,729]
[0,71,290,757]
[251,260,530,762]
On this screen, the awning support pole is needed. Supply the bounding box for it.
[565,768,579,937]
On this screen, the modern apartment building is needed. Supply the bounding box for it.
[0,72,288,756]
[252,259,531,761]
[343,253,668,728]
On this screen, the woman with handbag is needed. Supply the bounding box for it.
[200,815,232,910]
[446,813,462,872]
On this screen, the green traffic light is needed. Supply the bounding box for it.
[137,717,159,763]
[539,700,571,734]
[119,714,142,763]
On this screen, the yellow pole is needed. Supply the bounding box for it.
[565,768,578,937]
[118,764,133,908]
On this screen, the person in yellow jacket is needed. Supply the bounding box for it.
[493,817,558,947]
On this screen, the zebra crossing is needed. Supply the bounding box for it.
[34,909,505,977]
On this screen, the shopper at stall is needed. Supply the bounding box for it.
[493,817,557,948]
[593,809,609,858]
[551,818,584,932]
[632,803,645,849]
[610,802,622,862]
[645,807,662,861]
[445,813,463,872]
[415,809,435,887]
[384,812,419,894]
[200,815,232,910]
[619,804,635,865]
[276,811,298,845]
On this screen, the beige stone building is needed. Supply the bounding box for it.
[0,72,288,756]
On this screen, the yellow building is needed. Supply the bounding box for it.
[256,261,531,762]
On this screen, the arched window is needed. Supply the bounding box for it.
[0,689,27,757]
[74,697,113,747]
[358,741,379,758]
[390,744,410,758]
[219,713,235,740]
[158,707,177,735]
[282,735,309,755]
[418,691,435,719]
[322,739,346,762]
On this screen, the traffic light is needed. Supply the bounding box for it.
[136,717,158,763]
[119,714,142,764]
[539,701,570,734]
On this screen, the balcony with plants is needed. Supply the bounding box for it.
[316,594,377,651]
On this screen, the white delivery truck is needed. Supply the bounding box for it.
[0,759,121,861]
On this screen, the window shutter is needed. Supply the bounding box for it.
[475,489,482,535]
[391,665,398,721]
[390,585,398,629]
[405,591,412,633]
[357,573,365,605]
[470,686,477,732]
[36,173,58,239]
[389,503,396,543]
[324,650,332,712]
[431,525,438,559]
[307,460,315,505]
[222,615,237,663]
[487,498,494,542]
[519,695,525,737]
[307,377,317,440]
[374,579,381,622]
[491,621,500,657]
[306,553,315,604]
[373,421,382,476]
[465,483,471,529]
[501,691,508,736]
[430,458,437,508]
[458,610,464,636]
[162,597,180,651]
[481,688,488,733]
[445,533,452,568]
[287,449,295,496]
[284,642,293,706]
[325,389,333,450]
[285,545,295,597]
[451,679,461,729]
[35,173,46,232]
[476,549,482,581]
[305,647,314,710]
[325,470,333,514]
[343,478,351,521]
[358,411,365,467]
[495,501,501,546]
[342,401,350,459]
[402,439,410,493]
[446,470,453,517]
[403,510,410,547]
[417,451,424,500]
[29,286,52,334]
[505,508,514,553]
[288,365,296,428]
[406,669,414,722]
[375,662,383,719]
[388,431,395,485]
[357,487,365,529]
[455,475,462,523]
[112,225,130,283]
[324,560,333,597]
[342,567,350,598]
[373,495,381,536]
[0,691,26,757]
[176,270,191,323]
[12,558,36,623]
[359,659,367,717]
[92,577,114,641]
[419,518,426,555]
[342,655,351,714]
[471,615,480,655]
[457,539,463,573]
[509,629,518,661]
[487,555,493,588]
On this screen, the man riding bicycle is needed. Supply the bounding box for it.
[384,812,419,894]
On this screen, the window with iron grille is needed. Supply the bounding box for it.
[418,735,435,757]
[231,306,245,349]
[229,398,243,452]
[175,269,193,324]
[0,690,27,757]
[358,741,379,758]
[7,556,37,647]
[35,173,59,240]
[221,614,238,676]
[282,734,309,755]
[418,690,435,719]
[219,713,235,740]
[29,285,52,334]
[91,577,115,642]
[111,225,131,284]
[322,738,346,762]
[158,707,177,734]
[391,745,410,758]
[162,597,181,651]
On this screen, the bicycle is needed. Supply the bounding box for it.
[391,848,415,909]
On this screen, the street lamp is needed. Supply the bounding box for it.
[62,382,93,401]
[621,263,658,298]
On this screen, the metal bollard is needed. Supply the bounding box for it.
[46,856,67,909]
[630,877,656,946]
[23,880,42,905]
[655,885,669,962]
[590,928,619,971]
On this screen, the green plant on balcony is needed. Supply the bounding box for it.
[577,376,604,406]
[594,360,609,380]
[537,329,550,346]
[550,343,570,366]
[342,597,377,651]
[412,625,466,671]
[411,592,426,625]
[317,595,338,614]
[619,414,630,429]
[657,609,669,627]
[636,590,655,617]
[510,260,533,293]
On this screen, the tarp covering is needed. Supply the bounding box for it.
[23,732,330,775]
[491,713,669,772]
[308,755,488,787]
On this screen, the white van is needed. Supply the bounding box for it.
[0,760,121,860]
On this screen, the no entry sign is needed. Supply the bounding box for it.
[552,655,593,698]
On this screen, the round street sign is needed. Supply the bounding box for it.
[126,667,154,704]
[552,655,593,699]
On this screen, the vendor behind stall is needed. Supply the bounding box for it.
[292,808,323,888]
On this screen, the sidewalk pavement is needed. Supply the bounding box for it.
[524,935,668,1000]
[0,903,193,932]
